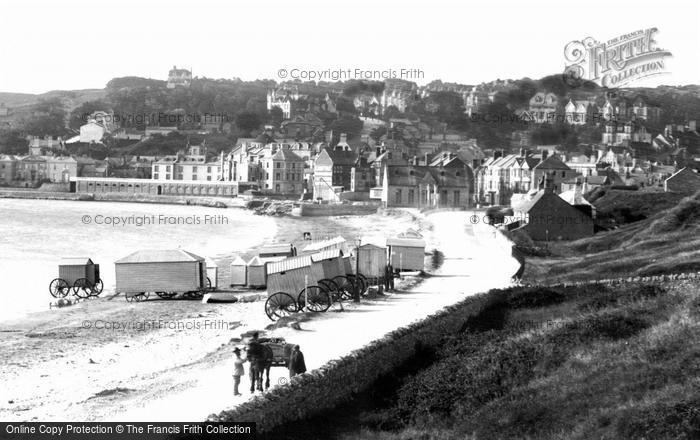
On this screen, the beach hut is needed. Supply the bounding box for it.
[58,257,100,286]
[246,256,267,287]
[357,243,387,278]
[114,249,206,294]
[386,233,426,272]
[205,257,218,289]
[311,249,346,280]
[266,254,316,294]
[259,243,295,259]
[301,236,347,255]
[229,254,247,286]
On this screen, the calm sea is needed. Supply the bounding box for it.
[0,199,372,320]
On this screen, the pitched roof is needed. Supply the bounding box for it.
[115,249,204,264]
[323,147,358,165]
[60,257,94,266]
[533,154,571,171]
[386,166,469,188]
[386,237,426,248]
[271,149,303,162]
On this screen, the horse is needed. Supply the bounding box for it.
[249,344,273,393]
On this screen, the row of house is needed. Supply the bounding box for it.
[522,92,662,125]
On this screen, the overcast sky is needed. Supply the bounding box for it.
[1,0,698,94]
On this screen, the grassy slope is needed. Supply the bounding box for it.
[327,192,700,440]
[340,281,700,440]
[524,191,700,284]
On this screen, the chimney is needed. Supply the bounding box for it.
[472,159,481,169]
[544,172,555,194]
[424,152,429,166]
[493,150,502,160]
[412,156,418,166]
[519,147,525,157]
[542,149,549,160]
[340,133,347,144]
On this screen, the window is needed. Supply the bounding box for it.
[166,165,171,172]
[276,162,281,169]
[207,176,211,181]
[408,189,415,204]
[276,173,281,180]
[207,166,211,173]
[395,189,402,204]
[192,174,197,180]
[154,173,159,179]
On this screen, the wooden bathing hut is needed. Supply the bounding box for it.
[259,243,296,259]
[246,256,267,287]
[58,257,100,286]
[114,249,206,294]
[229,254,247,286]
[300,236,347,255]
[386,231,426,272]
[265,254,318,295]
[311,249,346,280]
[205,257,218,289]
[357,243,387,278]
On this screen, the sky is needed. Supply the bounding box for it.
[0,0,698,94]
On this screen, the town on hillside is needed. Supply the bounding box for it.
[1,67,700,236]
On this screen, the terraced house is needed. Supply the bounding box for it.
[381,165,471,208]
[152,144,221,181]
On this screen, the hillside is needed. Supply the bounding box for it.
[524,191,700,284]
[266,278,700,440]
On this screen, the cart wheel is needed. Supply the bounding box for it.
[91,279,104,296]
[264,292,298,321]
[125,293,136,302]
[185,290,204,300]
[155,291,177,299]
[133,292,150,302]
[73,278,93,298]
[332,275,355,300]
[297,286,332,312]
[318,278,339,293]
[49,278,71,298]
[357,273,368,294]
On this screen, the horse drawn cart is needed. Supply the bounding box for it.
[49,257,103,298]
[114,249,208,302]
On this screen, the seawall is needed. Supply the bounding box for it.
[0,189,247,208]
[291,203,379,217]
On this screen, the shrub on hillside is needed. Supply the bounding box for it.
[644,190,700,235]
[506,287,565,309]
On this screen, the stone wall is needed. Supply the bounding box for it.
[210,271,700,433]
[210,291,498,431]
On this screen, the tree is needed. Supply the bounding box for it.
[0,130,28,155]
[370,126,387,142]
[68,100,111,130]
[235,111,262,136]
[23,98,68,137]
[268,106,284,127]
[329,115,363,139]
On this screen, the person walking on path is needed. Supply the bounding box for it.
[385,263,395,291]
[232,347,245,396]
[288,345,307,378]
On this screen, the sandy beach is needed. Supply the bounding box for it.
[0,210,517,422]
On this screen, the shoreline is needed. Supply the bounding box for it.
[0,189,382,217]
[0,211,517,422]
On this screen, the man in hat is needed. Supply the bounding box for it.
[232,347,245,396]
